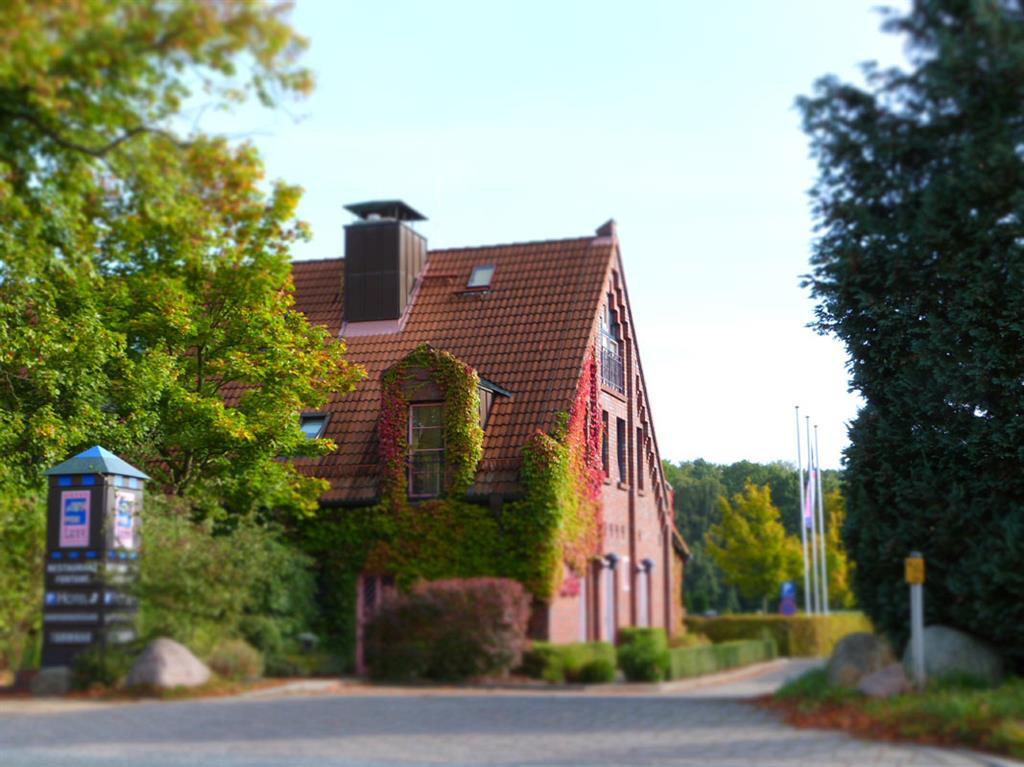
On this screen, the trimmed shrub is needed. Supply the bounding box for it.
[208,639,264,681]
[578,657,617,683]
[520,641,617,684]
[617,628,670,682]
[669,644,719,679]
[685,612,871,657]
[668,638,776,680]
[364,577,530,682]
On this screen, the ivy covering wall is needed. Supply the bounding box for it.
[300,344,604,666]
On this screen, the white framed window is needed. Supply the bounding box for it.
[409,403,444,498]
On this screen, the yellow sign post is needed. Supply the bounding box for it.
[905,556,925,585]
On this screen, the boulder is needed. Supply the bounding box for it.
[858,663,911,698]
[826,632,894,688]
[125,638,210,689]
[903,625,1004,686]
[30,666,70,697]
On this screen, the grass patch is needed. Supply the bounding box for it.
[774,667,860,708]
[768,669,1024,759]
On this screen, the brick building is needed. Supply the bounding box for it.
[291,201,687,652]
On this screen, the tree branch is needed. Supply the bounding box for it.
[0,107,189,158]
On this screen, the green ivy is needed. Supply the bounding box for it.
[378,344,484,501]
[301,349,603,667]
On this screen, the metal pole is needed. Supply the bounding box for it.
[814,425,829,615]
[795,407,811,614]
[806,416,821,614]
[909,551,926,687]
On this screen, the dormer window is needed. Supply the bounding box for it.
[467,264,495,289]
[409,403,444,498]
[299,413,329,439]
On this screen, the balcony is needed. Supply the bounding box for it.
[601,346,624,393]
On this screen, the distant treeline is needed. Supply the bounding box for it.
[662,459,842,615]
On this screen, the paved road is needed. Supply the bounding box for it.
[0,663,1018,767]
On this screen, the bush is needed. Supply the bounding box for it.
[685,612,871,657]
[617,628,670,682]
[668,638,776,680]
[239,616,285,658]
[520,641,617,684]
[0,490,45,674]
[578,657,617,683]
[364,577,530,682]
[134,496,316,658]
[70,644,136,690]
[207,639,264,681]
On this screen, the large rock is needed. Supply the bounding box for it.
[858,663,911,698]
[125,638,210,689]
[903,625,1004,685]
[826,632,894,688]
[30,666,70,696]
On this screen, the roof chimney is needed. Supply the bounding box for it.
[343,200,428,323]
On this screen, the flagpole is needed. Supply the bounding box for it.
[814,424,830,615]
[806,415,821,614]
[795,406,811,614]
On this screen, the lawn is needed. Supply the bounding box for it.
[765,668,1024,760]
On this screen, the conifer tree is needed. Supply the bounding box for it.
[800,0,1024,661]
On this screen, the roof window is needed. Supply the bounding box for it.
[467,264,495,289]
[299,413,329,440]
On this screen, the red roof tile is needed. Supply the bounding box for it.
[291,234,613,502]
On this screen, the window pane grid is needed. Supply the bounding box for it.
[409,404,444,498]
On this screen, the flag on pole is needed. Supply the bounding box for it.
[804,470,816,529]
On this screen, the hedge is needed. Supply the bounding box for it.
[520,641,617,684]
[684,612,872,657]
[668,638,777,680]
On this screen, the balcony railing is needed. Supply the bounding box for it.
[601,346,624,393]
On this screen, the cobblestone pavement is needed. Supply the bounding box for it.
[0,663,1019,767]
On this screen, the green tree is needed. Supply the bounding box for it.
[664,460,741,614]
[799,0,1024,661]
[0,0,362,517]
[823,488,855,609]
[706,483,803,611]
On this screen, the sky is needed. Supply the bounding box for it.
[201,1,912,469]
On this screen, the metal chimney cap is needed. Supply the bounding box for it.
[344,200,427,222]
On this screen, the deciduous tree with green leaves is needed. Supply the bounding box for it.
[800,0,1024,663]
[706,483,803,611]
[0,0,362,518]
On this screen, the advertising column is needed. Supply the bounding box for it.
[41,446,148,668]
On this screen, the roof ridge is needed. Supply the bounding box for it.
[291,256,344,265]
[427,234,598,255]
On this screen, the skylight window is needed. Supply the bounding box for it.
[467,264,495,289]
[299,413,329,440]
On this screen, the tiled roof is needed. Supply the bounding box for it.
[292,234,614,502]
